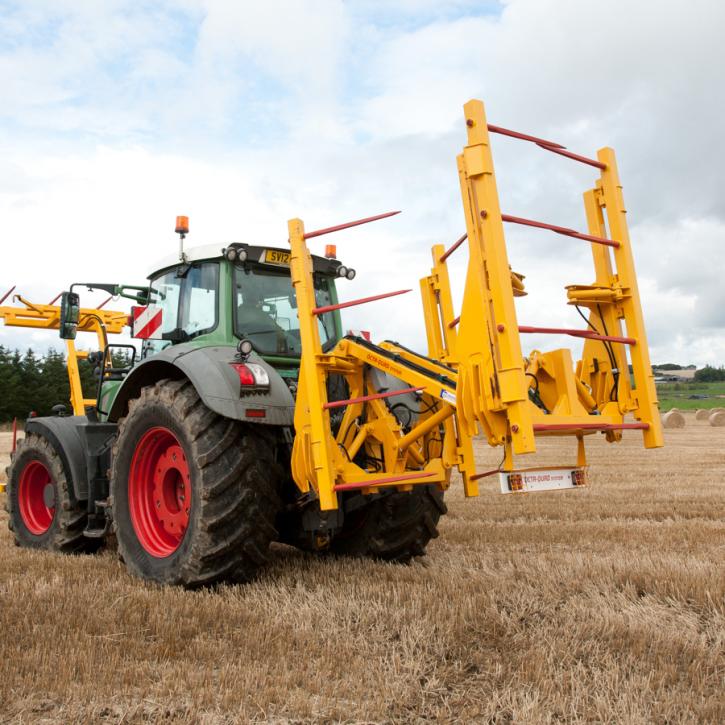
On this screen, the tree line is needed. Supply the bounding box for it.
[694,366,725,382]
[0,346,131,422]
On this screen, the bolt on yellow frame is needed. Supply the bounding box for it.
[0,295,127,415]
[290,98,662,510]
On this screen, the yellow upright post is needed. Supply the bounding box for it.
[288,218,339,510]
[597,149,663,448]
[420,243,457,363]
[579,188,632,427]
[65,340,87,415]
[455,99,535,455]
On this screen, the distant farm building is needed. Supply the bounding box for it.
[653,366,697,383]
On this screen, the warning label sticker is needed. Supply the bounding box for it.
[440,388,456,406]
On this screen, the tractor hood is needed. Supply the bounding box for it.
[148,243,344,279]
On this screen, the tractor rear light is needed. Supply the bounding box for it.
[345,268,356,280]
[231,362,270,389]
[245,408,266,418]
[572,469,587,486]
[234,364,255,385]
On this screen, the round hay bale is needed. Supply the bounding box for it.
[662,410,686,428]
[695,408,710,421]
[708,411,725,427]
[710,407,725,415]
[669,407,680,413]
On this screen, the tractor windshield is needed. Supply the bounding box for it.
[233,266,336,355]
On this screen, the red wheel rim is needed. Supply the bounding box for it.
[128,426,191,558]
[18,460,55,535]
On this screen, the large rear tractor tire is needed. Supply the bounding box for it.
[110,379,282,587]
[5,433,100,553]
[329,485,447,562]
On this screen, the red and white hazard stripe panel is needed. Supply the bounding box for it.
[346,329,371,341]
[132,306,163,339]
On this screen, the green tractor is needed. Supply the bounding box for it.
[5,239,445,587]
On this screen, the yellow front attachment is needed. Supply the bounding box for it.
[290,98,662,510]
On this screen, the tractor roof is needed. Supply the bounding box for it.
[149,243,342,279]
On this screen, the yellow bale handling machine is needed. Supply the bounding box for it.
[288,98,662,509]
[0,98,662,586]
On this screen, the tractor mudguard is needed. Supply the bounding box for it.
[107,344,295,426]
[24,416,89,503]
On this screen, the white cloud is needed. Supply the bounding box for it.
[0,0,723,368]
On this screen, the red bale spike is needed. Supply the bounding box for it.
[334,471,436,491]
[448,316,460,329]
[439,233,468,263]
[48,292,63,305]
[485,121,605,169]
[324,386,423,410]
[518,325,636,345]
[0,285,16,305]
[97,295,113,310]
[313,288,411,315]
[535,142,606,170]
[487,124,566,150]
[501,214,620,248]
[470,467,503,481]
[533,422,649,432]
[303,210,401,239]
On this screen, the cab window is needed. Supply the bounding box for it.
[143,262,219,356]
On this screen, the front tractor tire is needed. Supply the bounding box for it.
[5,433,100,553]
[330,485,447,562]
[110,380,281,587]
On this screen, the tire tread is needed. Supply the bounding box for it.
[110,380,282,587]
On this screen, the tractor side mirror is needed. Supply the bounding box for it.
[59,291,80,340]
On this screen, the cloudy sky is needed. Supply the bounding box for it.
[1,0,723,366]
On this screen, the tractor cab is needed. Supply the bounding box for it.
[139,242,349,365]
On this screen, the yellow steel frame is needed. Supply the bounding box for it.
[0,296,127,415]
[291,98,662,509]
[420,244,458,365]
[289,218,478,511]
[452,100,535,456]
[418,99,663,469]
[570,148,662,448]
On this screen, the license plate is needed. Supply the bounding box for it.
[499,467,587,494]
[263,249,291,266]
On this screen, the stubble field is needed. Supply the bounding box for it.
[0,416,723,723]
